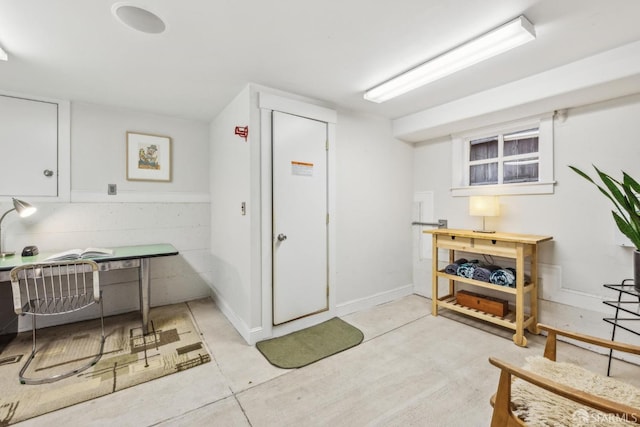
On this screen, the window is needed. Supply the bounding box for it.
[469,135,499,185]
[451,114,554,196]
[469,128,539,186]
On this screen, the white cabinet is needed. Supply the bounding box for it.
[0,95,66,197]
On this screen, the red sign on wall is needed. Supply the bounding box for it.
[235,126,248,141]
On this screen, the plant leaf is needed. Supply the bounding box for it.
[569,165,597,185]
[623,172,640,194]
[570,166,618,206]
[613,211,640,249]
[622,180,640,242]
[594,165,632,219]
[570,165,640,249]
[623,184,640,216]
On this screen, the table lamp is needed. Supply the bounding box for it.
[469,196,499,233]
[0,198,37,257]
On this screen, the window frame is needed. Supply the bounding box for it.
[451,113,555,197]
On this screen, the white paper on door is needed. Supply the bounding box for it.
[291,161,314,177]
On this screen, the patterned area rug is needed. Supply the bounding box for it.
[0,303,210,425]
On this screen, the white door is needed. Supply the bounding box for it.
[272,111,328,325]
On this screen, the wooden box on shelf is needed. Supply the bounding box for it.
[456,290,509,317]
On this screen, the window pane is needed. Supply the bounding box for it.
[470,136,498,161]
[470,162,498,185]
[504,128,539,156]
[503,157,539,183]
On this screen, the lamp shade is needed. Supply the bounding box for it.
[469,196,500,217]
[13,198,36,218]
[0,197,37,257]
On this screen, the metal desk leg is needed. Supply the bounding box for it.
[139,258,151,335]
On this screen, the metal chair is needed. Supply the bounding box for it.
[10,259,105,385]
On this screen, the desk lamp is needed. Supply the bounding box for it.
[0,198,37,257]
[469,196,499,233]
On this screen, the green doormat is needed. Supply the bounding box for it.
[256,317,364,369]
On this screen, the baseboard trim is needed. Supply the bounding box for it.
[211,284,415,345]
[209,287,253,344]
[335,284,414,317]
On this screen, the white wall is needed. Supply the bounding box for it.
[413,92,640,346]
[335,111,415,311]
[208,85,415,344]
[71,102,210,200]
[209,86,254,334]
[1,102,213,332]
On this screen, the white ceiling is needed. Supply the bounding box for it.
[1,0,640,123]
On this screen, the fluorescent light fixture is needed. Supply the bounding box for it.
[0,44,7,61]
[364,15,535,103]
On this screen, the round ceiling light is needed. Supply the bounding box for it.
[112,3,166,34]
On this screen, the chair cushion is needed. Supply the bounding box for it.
[512,356,640,426]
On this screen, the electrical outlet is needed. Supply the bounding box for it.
[108,184,117,195]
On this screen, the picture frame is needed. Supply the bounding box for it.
[126,131,172,182]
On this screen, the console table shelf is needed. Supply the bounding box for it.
[436,271,534,295]
[425,229,553,347]
[436,294,534,330]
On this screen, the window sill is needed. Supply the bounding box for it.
[451,181,556,197]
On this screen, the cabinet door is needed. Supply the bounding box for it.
[0,95,58,196]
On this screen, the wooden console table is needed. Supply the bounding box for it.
[425,229,552,346]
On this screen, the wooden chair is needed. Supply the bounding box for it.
[10,259,105,385]
[489,323,640,426]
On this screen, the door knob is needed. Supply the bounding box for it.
[277,234,287,242]
[43,169,54,177]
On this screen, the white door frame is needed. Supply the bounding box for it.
[259,93,337,339]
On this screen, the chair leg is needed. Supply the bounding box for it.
[95,293,106,364]
[18,315,38,385]
[19,300,106,385]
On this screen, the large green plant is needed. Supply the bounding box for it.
[570,165,640,250]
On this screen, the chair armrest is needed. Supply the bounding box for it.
[488,357,640,426]
[538,323,640,361]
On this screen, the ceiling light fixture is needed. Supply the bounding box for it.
[112,3,166,34]
[364,15,536,103]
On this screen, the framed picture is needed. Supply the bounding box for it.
[126,131,172,182]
